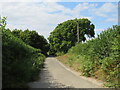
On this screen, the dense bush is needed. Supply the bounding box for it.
[1,18,45,88]
[68,25,120,87]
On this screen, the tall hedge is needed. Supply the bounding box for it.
[68,25,120,87]
[2,27,45,88]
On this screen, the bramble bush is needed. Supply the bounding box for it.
[68,25,120,87]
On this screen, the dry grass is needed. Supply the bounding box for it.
[57,54,106,86]
[56,54,81,73]
[57,54,106,87]
[56,54,71,64]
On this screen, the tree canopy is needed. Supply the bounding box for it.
[48,18,95,55]
[12,29,49,55]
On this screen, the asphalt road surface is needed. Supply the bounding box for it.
[28,57,104,88]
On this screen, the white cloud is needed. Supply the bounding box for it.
[0,2,117,39]
[69,3,98,18]
[1,2,93,39]
[0,0,119,2]
[105,18,117,22]
[0,0,63,2]
[91,3,117,17]
[95,29,105,31]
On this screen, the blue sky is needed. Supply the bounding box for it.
[57,2,118,36]
[0,1,118,39]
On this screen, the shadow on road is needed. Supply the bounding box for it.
[28,59,73,88]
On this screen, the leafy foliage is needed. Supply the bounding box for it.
[48,18,95,55]
[68,25,120,87]
[12,29,49,55]
[1,17,46,88]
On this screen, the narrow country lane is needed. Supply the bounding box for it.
[28,57,103,88]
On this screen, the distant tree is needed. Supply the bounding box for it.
[48,18,95,55]
[12,29,22,38]
[0,16,6,28]
[12,29,49,55]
